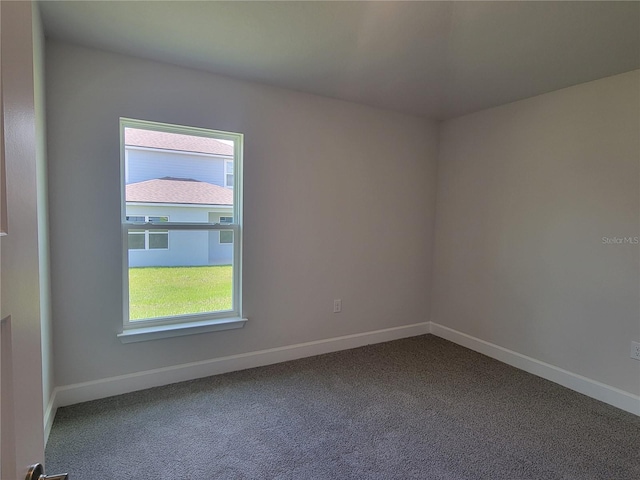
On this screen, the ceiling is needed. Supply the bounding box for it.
[39,1,640,120]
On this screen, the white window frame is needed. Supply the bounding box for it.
[127,215,169,250]
[118,118,245,343]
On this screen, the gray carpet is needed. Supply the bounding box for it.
[46,335,640,479]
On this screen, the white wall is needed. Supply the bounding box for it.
[432,71,640,396]
[46,42,438,387]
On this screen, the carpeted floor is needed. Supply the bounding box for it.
[46,335,640,479]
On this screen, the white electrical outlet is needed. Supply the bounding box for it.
[631,341,640,361]
[333,299,342,313]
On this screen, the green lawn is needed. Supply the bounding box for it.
[129,265,232,320]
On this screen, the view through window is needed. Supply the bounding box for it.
[121,119,242,326]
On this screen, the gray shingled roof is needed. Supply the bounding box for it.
[125,128,233,156]
[126,177,233,205]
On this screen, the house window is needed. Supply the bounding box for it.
[219,216,234,244]
[219,231,233,244]
[126,215,169,250]
[120,118,244,340]
[225,160,234,188]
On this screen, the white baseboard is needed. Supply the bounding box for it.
[44,391,56,443]
[44,319,638,445]
[429,322,640,416]
[50,322,431,413]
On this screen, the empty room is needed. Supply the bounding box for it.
[1,1,639,479]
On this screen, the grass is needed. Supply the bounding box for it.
[129,265,232,320]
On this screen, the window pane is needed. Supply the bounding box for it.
[149,216,169,223]
[219,216,233,224]
[128,233,145,250]
[149,232,169,249]
[126,216,145,223]
[220,230,233,244]
[226,174,234,187]
[128,229,233,321]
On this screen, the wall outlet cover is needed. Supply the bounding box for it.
[333,299,342,313]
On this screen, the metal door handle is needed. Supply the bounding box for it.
[26,464,69,480]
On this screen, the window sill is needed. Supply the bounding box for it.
[117,316,247,344]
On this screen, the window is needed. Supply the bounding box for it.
[219,216,233,244]
[219,231,234,244]
[119,118,244,342]
[126,215,169,250]
[225,160,234,188]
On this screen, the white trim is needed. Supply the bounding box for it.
[429,322,640,416]
[120,118,244,330]
[44,391,56,444]
[51,322,431,409]
[121,117,240,144]
[231,136,242,317]
[45,320,637,434]
[118,316,247,343]
[126,222,238,231]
